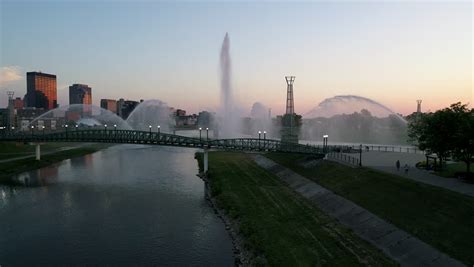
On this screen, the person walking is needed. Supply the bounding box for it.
[404,164,409,175]
[396,160,400,171]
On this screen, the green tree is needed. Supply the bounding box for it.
[450,103,474,173]
[408,102,473,173]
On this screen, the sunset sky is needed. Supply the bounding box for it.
[1,1,472,115]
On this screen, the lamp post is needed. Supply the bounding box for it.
[157,125,160,134]
[199,127,202,141]
[206,127,209,141]
[263,131,266,140]
[149,125,152,134]
[323,134,328,152]
[42,125,45,136]
[104,124,107,134]
[114,124,117,131]
[75,124,78,131]
[258,131,261,140]
[359,144,362,166]
[31,125,35,137]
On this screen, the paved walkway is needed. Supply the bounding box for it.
[358,151,474,197]
[252,154,464,267]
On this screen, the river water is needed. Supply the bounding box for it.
[0,145,234,265]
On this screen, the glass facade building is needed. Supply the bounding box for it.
[69,84,92,105]
[26,72,57,110]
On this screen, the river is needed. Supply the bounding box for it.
[0,145,234,265]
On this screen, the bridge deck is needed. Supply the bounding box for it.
[0,129,329,155]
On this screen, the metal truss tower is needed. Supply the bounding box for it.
[417,100,422,113]
[285,76,295,115]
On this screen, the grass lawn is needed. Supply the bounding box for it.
[265,152,474,265]
[435,161,469,178]
[205,152,395,266]
[0,144,109,185]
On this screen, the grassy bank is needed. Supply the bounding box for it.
[205,151,395,266]
[0,142,80,160]
[435,162,468,178]
[266,152,474,265]
[0,144,110,185]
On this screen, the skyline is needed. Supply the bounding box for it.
[1,1,472,115]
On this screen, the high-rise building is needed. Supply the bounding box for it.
[26,72,57,110]
[100,99,117,113]
[120,100,139,119]
[69,84,92,105]
[13,97,24,109]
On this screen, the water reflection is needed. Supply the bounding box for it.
[13,164,59,186]
[0,145,233,265]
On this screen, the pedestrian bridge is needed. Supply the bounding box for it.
[1,129,324,154]
[1,129,331,172]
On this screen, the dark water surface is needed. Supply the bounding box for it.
[0,145,234,266]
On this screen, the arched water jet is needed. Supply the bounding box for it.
[302,95,407,144]
[305,95,406,123]
[126,99,173,132]
[29,104,132,130]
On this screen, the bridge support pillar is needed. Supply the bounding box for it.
[35,143,41,161]
[203,149,209,174]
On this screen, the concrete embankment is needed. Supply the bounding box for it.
[252,154,464,267]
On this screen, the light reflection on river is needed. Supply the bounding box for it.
[0,145,234,265]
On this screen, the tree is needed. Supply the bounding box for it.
[450,103,474,173]
[408,102,474,173]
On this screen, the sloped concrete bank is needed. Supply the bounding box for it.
[252,154,464,267]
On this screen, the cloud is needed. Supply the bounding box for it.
[0,66,23,85]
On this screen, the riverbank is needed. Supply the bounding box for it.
[0,143,111,185]
[265,152,474,265]
[195,152,251,266]
[197,151,395,266]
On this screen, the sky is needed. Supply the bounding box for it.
[0,0,472,115]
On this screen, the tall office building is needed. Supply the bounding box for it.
[69,84,92,105]
[26,72,57,110]
[100,99,117,113]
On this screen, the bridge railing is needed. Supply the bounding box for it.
[327,152,360,167]
[0,129,327,155]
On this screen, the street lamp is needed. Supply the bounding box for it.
[75,124,78,130]
[157,125,161,134]
[31,125,35,137]
[65,124,68,136]
[149,125,152,134]
[114,124,117,131]
[199,127,202,141]
[323,134,328,152]
[42,125,45,136]
[206,127,209,141]
[104,124,107,133]
[263,130,267,140]
[258,131,261,140]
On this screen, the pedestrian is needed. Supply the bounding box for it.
[396,160,400,171]
[404,164,409,175]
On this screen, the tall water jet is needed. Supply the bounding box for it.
[218,33,241,138]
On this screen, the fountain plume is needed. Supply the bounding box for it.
[218,32,241,137]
